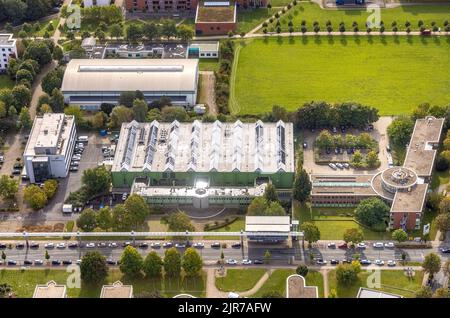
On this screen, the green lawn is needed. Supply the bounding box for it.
[430,170,449,190]
[232,36,450,115]
[267,2,450,32]
[328,269,424,298]
[294,203,391,240]
[251,269,324,297]
[268,0,294,7]
[204,218,245,240]
[0,269,206,298]
[0,74,14,89]
[215,268,266,292]
[199,58,219,72]
[237,8,276,34]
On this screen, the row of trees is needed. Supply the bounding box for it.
[215,40,235,114]
[315,130,376,151]
[0,0,58,25]
[80,246,203,285]
[124,20,194,43]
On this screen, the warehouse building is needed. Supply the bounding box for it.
[61,59,199,110]
[23,113,77,184]
[310,116,444,231]
[112,119,295,208]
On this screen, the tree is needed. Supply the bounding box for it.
[392,229,408,243]
[335,263,359,286]
[422,253,441,278]
[316,130,333,149]
[112,204,133,231]
[126,24,142,44]
[300,222,320,246]
[16,69,33,85]
[142,23,159,41]
[12,85,31,110]
[52,46,64,62]
[182,248,202,276]
[42,71,63,95]
[109,23,123,39]
[76,208,97,232]
[247,197,285,216]
[355,197,389,228]
[365,150,379,168]
[64,105,84,125]
[161,20,177,40]
[293,169,311,202]
[110,105,134,128]
[124,194,149,228]
[164,247,181,277]
[80,251,108,285]
[166,211,195,232]
[8,106,17,121]
[439,196,450,214]
[0,283,12,298]
[265,201,285,216]
[90,111,107,129]
[45,250,50,261]
[296,265,308,277]
[118,91,136,108]
[120,246,144,277]
[143,251,163,277]
[96,207,112,231]
[177,25,194,41]
[23,185,47,210]
[82,166,111,196]
[19,107,31,129]
[49,88,64,113]
[23,41,52,66]
[416,286,433,298]
[132,99,148,122]
[264,250,271,264]
[263,183,279,203]
[0,175,18,200]
[160,106,188,122]
[0,102,6,119]
[433,287,450,298]
[343,228,364,245]
[387,116,414,148]
[436,213,450,233]
[42,179,58,199]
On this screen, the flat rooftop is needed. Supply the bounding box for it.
[33,281,66,298]
[112,120,295,174]
[357,288,403,298]
[390,183,428,213]
[245,216,291,232]
[311,174,377,196]
[196,3,236,23]
[0,34,15,46]
[24,113,75,157]
[403,116,444,177]
[286,275,318,298]
[189,41,219,52]
[100,281,133,298]
[61,59,198,93]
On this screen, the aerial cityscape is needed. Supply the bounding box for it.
[0,0,449,305]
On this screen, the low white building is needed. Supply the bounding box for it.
[188,41,219,59]
[23,113,77,184]
[83,0,110,7]
[0,34,17,72]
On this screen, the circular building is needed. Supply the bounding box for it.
[380,167,418,194]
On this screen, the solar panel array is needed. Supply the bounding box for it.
[254,120,264,172]
[276,120,286,171]
[120,121,139,171]
[143,120,160,171]
[209,121,222,171]
[165,120,180,171]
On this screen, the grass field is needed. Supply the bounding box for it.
[0,269,206,298]
[215,268,266,292]
[328,269,424,298]
[0,75,14,89]
[204,218,245,240]
[237,8,276,34]
[199,58,219,72]
[266,2,450,32]
[232,36,450,115]
[251,269,324,297]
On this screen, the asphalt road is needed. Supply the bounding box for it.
[1,240,449,266]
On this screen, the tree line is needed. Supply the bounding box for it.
[0,0,60,25]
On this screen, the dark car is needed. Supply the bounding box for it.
[360,259,371,266]
[12,169,21,175]
[211,242,220,248]
[0,243,6,249]
[440,247,450,254]
[15,243,25,249]
[122,241,132,247]
[342,259,352,264]
[231,243,241,249]
[62,260,72,265]
[52,260,62,266]
[338,243,348,249]
[7,260,17,266]
[24,260,33,265]
[330,259,340,265]
[68,242,79,248]
[30,242,39,249]
[138,242,149,248]
[253,259,264,265]
[107,259,117,265]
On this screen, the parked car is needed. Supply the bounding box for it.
[336,163,344,169]
[384,242,395,248]
[241,259,252,265]
[316,259,327,266]
[70,161,80,167]
[7,260,17,266]
[226,259,237,265]
[68,242,78,248]
[97,242,107,248]
[30,242,39,249]
[374,259,384,266]
[330,259,339,265]
[175,243,186,248]
[329,163,337,170]
[342,259,352,264]
[211,242,220,248]
[342,163,350,169]
[150,242,161,249]
[86,243,96,248]
[303,142,308,149]
[327,242,336,249]
[163,242,173,248]
[387,260,396,267]
[56,243,66,249]
[44,243,55,249]
[76,259,82,265]
[138,242,149,248]
[15,243,25,249]
[107,259,116,265]
[24,260,33,265]
[193,242,204,249]
[108,242,118,248]
[253,259,264,265]
[62,260,72,265]
[51,260,62,266]
[122,242,132,247]
[372,242,384,249]
[231,242,241,248]
[440,247,450,253]
[357,242,366,249]
[332,127,337,133]
[34,260,44,265]
[360,259,371,265]
[12,168,21,175]
[338,243,348,249]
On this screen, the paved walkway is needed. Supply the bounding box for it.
[198,71,218,115]
[240,269,273,297]
[320,268,329,298]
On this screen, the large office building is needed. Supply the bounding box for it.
[0,34,17,72]
[61,59,199,110]
[112,119,295,208]
[23,114,77,184]
[310,116,444,231]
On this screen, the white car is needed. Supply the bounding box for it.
[241,259,252,265]
[336,163,344,169]
[193,242,204,249]
[372,242,384,248]
[226,259,238,265]
[387,260,396,267]
[108,242,118,248]
[175,243,186,248]
[76,259,82,265]
[316,259,327,265]
[56,243,66,249]
[329,163,337,170]
[86,243,96,248]
[34,259,44,265]
[327,242,336,249]
[374,259,384,266]
[44,243,54,249]
[384,242,395,248]
[356,242,366,249]
[342,163,350,169]
[150,242,161,248]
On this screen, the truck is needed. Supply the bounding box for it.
[62,204,73,213]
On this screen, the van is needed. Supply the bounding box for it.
[62,204,73,213]
[77,136,88,143]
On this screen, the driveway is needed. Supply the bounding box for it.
[302,116,393,176]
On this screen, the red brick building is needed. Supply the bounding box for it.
[125,0,200,12]
[195,3,237,36]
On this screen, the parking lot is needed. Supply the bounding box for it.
[302,117,393,175]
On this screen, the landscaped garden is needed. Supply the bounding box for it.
[0,269,206,298]
[262,2,450,33]
[231,36,450,115]
[328,269,424,298]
